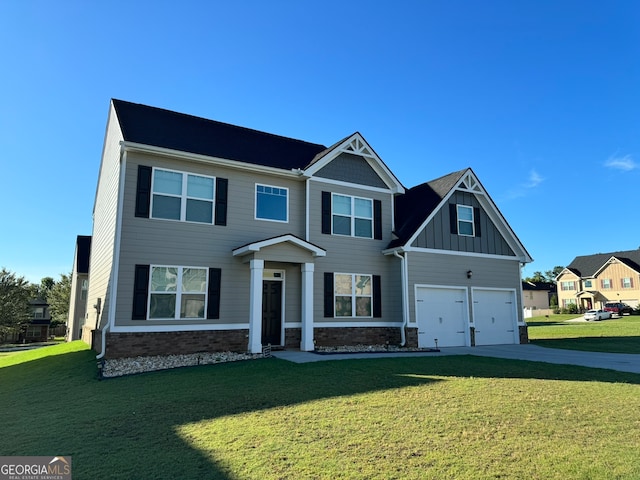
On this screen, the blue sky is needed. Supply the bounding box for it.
[1,1,638,283]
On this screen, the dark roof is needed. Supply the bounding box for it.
[389,169,466,248]
[566,248,640,277]
[522,281,556,292]
[76,236,91,274]
[112,99,328,170]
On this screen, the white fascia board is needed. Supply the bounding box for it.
[307,176,394,195]
[120,141,304,179]
[403,246,526,262]
[111,323,249,333]
[556,268,580,281]
[232,234,327,257]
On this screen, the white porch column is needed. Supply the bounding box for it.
[300,262,315,351]
[249,259,264,354]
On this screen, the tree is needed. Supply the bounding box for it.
[0,268,32,342]
[47,273,71,325]
[544,266,564,283]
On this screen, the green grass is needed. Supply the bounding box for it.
[528,314,640,353]
[1,342,639,479]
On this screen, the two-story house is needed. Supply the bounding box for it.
[67,235,91,341]
[556,249,640,311]
[75,99,532,359]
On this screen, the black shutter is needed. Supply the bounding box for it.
[373,275,382,318]
[132,264,150,320]
[321,191,331,234]
[215,178,228,226]
[473,207,482,237]
[373,200,382,240]
[449,203,458,235]
[207,268,222,319]
[324,272,334,317]
[135,166,152,218]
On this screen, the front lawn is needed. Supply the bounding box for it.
[527,314,640,353]
[1,342,639,479]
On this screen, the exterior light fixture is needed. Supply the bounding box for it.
[467,270,473,279]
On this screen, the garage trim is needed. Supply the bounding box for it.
[471,287,519,345]
[414,284,470,348]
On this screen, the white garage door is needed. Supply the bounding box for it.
[472,289,517,345]
[416,287,468,348]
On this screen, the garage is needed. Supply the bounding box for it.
[472,289,518,345]
[415,286,469,348]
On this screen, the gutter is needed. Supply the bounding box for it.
[95,323,109,360]
[393,251,409,346]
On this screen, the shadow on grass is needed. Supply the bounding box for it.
[1,346,638,479]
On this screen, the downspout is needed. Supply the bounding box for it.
[393,251,408,346]
[95,323,109,360]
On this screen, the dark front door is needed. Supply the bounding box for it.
[262,280,282,345]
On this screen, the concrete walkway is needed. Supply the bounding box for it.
[272,344,640,374]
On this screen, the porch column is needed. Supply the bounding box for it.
[300,262,315,351]
[249,259,264,354]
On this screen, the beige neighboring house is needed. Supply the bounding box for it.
[522,281,556,310]
[556,249,640,311]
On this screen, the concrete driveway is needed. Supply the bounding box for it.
[272,344,640,374]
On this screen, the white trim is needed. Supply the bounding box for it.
[108,149,127,331]
[305,178,310,241]
[456,204,475,237]
[121,141,304,179]
[111,323,248,333]
[413,284,470,346]
[314,321,403,328]
[263,268,286,347]
[331,193,374,239]
[232,234,326,257]
[307,176,394,194]
[146,265,209,320]
[150,167,216,224]
[249,259,264,353]
[301,263,315,351]
[254,183,289,223]
[333,272,374,318]
[402,246,526,262]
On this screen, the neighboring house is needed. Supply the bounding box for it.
[521,281,556,310]
[67,235,91,341]
[556,249,640,311]
[74,99,532,359]
[26,299,51,342]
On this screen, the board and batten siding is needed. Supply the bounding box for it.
[314,152,389,189]
[84,105,124,342]
[406,251,523,325]
[307,178,403,325]
[115,151,308,328]
[412,191,515,257]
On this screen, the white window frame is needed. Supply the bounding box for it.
[331,194,373,239]
[150,167,216,224]
[601,278,612,289]
[334,273,373,318]
[147,265,209,320]
[584,280,592,288]
[561,281,575,291]
[622,277,632,288]
[456,205,475,237]
[255,183,289,223]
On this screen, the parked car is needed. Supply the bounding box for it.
[584,309,611,321]
[603,302,633,316]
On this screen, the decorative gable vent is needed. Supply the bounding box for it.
[457,172,483,194]
[343,137,374,158]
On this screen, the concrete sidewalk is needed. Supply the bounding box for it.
[271,344,640,374]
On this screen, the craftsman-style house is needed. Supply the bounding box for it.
[74,99,532,358]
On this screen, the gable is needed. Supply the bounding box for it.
[411,190,516,256]
[314,152,388,188]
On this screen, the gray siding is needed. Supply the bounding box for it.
[412,191,515,256]
[314,153,388,188]
[308,179,403,325]
[85,105,123,339]
[115,152,308,327]
[406,251,523,324]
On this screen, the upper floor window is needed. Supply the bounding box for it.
[622,277,634,289]
[149,266,208,319]
[584,280,592,288]
[332,194,373,238]
[560,281,576,291]
[457,205,474,236]
[256,184,288,222]
[334,273,372,317]
[81,279,88,301]
[600,278,612,289]
[33,307,44,319]
[151,168,214,224]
